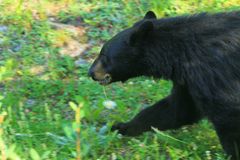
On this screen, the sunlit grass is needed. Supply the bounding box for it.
[0,0,239,159]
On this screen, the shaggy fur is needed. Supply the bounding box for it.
[89,11,240,159]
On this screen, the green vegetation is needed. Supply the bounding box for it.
[0,0,239,159]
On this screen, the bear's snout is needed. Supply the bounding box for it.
[88,69,96,80]
[88,60,112,85]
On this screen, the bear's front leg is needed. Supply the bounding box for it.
[112,90,202,136]
[112,97,169,136]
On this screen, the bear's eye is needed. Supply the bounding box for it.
[101,54,108,60]
[123,40,129,45]
[101,54,111,65]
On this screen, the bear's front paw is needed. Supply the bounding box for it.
[111,122,143,136]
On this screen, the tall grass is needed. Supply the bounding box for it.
[0,0,239,159]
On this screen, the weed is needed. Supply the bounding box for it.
[0,0,239,159]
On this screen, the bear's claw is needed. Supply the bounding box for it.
[111,122,128,135]
[111,122,144,136]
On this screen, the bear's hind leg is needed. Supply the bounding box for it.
[211,109,240,160]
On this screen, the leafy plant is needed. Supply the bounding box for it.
[0,0,239,159]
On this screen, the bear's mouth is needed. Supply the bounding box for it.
[98,74,112,85]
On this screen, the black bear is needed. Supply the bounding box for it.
[88,11,240,159]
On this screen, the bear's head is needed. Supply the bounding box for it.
[88,11,157,85]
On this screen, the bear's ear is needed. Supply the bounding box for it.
[129,21,154,46]
[144,11,157,19]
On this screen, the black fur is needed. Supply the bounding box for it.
[89,11,240,159]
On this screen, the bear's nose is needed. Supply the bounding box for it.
[88,69,96,80]
[88,69,93,77]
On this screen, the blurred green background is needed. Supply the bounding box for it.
[0,0,239,159]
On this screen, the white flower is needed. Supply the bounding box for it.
[128,81,134,85]
[103,100,117,109]
[111,153,117,160]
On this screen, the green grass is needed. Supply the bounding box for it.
[0,0,239,159]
